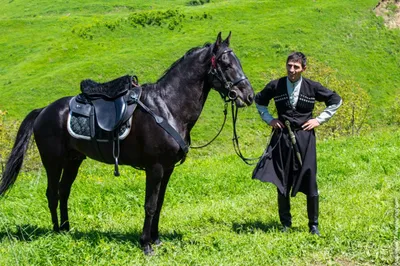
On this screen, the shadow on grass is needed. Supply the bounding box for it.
[232,220,302,234]
[232,220,280,234]
[0,224,182,247]
[0,224,50,242]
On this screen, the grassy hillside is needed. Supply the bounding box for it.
[0,0,399,123]
[1,0,400,265]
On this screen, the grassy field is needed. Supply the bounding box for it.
[1,0,400,265]
[0,128,399,265]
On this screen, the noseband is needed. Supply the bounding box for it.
[208,49,248,102]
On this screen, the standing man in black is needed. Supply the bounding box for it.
[253,52,342,235]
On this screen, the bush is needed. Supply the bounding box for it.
[306,58,371,139]
[0,111,42,174]
[387,96,400,125]
[128,9,185,30]
[187,0,210,6]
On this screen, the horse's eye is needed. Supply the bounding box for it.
[223,62,232,69]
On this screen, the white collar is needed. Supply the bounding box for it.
[287,76,302,88]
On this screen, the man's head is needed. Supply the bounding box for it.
[286,52,307,83]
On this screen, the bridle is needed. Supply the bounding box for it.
[208,49,248,102]
[191,49,247,150]
[192,49,261,165]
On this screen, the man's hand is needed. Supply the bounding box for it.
[269,119,285,129]
[302,119,320,131]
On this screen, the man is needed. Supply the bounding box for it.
[253,52,342,236]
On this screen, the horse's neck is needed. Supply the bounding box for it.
[154,48,213,125]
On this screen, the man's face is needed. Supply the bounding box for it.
[286,60,305,82]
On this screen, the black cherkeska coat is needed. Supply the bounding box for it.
[253,77,341,197]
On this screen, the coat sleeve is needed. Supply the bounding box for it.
[255,81,276,106]
[314,82,343,124]
[314,82,342,106]
[255,81,278,125]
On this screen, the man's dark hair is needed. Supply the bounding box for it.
[287,52,307,68]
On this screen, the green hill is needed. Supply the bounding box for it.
[0,0,399,123]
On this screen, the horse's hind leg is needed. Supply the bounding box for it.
[37,138,67,232]
[43,161,63,232]
[59,158,84,231]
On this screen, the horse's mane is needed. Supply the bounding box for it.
[156,42,212,82]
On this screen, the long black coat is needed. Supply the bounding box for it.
[253,77,341,197]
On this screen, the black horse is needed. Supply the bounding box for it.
[0,32,254,255]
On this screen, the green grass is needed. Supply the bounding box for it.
[0,128,399,265]
[1,0,400,265]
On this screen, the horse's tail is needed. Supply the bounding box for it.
[0,108,44,196]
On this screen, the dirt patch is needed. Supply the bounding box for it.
[374,0,400,28]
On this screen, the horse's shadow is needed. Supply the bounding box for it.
[0,221,296,245]
[0,224,182,247]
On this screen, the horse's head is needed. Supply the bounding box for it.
[208,32,254,107]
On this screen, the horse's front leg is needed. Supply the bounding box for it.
[140,164,163,255]
[150,167,174,245]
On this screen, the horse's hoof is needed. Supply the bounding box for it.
[60,225,70,232]
[153,238,163,246]
[143,245,154,256]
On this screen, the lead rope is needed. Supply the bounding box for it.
[231,102,261,165]
[190,102,228,149]
[231,102,283,165]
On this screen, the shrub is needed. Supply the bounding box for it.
[305,58,371,139]
[71,23,95,39]
[187,0,210,6]
[387,96,400,125]
[128,9,185,31]
[0,111,41,174]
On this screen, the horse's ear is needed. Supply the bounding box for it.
[223,31,231,46]
[213,32,222,53]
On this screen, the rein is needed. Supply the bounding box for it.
[190,102,228,149]
[208,50,260,164]
[190,98,269,166]
[230,101,262,165]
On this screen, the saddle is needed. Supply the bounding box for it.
[68,75,141,176]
